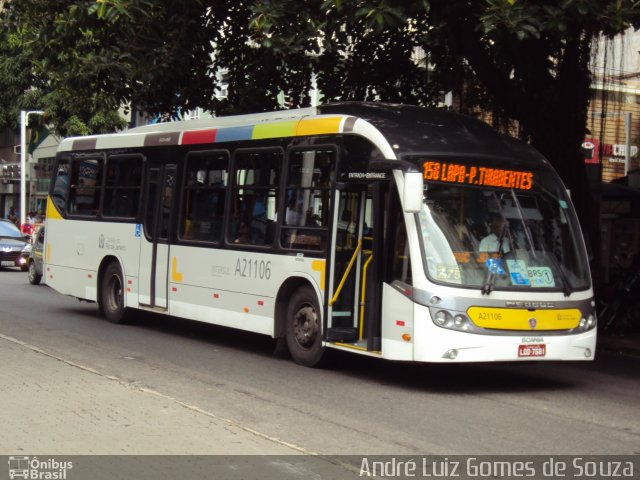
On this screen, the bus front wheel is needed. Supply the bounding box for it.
[286,285,325,367]
[101,261,128,324]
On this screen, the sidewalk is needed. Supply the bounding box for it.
[0,336,304,455]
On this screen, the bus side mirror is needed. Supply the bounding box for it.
[369,159,423,213]
[403,171,423,213]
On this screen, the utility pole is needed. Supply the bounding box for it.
[20,110,44,225]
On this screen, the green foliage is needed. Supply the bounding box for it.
[0,0,639,145]
[0,0,217,134]
[481,0,640,39]
[0,0,637,263]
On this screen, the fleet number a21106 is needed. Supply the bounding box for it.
[235,259,272,280]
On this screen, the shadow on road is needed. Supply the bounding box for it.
[56,302,602,394]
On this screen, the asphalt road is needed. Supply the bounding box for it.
[0,268,638,455]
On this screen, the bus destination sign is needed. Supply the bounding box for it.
[422,161,533,190]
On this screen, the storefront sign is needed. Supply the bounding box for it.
[602,143,638,158]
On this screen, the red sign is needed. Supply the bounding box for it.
[518,344,546,357]
[582,137,599,164]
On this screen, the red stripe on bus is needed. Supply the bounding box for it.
[182,129,218,145]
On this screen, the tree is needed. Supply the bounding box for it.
[2,0,639,272]
[421,0,640,270]
[245,0,640,274]
[0,0,218,135]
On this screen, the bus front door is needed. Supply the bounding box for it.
[327,186,383,351]
[139,164,176,309]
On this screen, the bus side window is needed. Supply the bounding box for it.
[229,149,282,246]
[51,159,70,214]
[181,151,228,243]
[280,148,335,251]
[103,155,142,218]
[68,157,103,216]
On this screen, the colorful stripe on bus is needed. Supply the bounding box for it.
[66,116,354,152]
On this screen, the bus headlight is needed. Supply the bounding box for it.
[431,309,479,332]
[434,310,451,326]
[454,314,467,327]
[577,313,597,332]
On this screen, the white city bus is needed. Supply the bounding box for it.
[44,102,596,366]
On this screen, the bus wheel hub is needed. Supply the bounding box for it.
[294,305,317,347]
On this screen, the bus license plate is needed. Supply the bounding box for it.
[518,344,546,357]
[1,261,15,267]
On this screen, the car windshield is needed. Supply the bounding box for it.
[414,160,590,293]
[0,221,23,239]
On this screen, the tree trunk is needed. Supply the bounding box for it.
[521,36,602,286]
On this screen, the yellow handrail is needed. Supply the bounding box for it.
[358,253,373,340]
[329,239,362,306]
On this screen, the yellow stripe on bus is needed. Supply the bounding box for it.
[467,307,581,330]
[311,259,325,291]
[46,196,63,220]
[296,117,343,136]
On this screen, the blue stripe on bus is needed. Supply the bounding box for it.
[215,125,255,143]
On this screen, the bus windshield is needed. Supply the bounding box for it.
[414,159,590,293]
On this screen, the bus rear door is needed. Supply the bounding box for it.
[139,163,177,309]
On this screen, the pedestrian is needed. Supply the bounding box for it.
[7,206,19,227]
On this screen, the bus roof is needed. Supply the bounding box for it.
[316,102,545,165]
[58,102,545,165]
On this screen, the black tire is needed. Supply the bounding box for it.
[101,261,128,324]
[27,260,41,285]
[285,285,325,367]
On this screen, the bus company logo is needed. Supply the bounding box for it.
[98,234,105,248]
[505,301,556,308]
[528,318,537,329]
[8,456,73,479]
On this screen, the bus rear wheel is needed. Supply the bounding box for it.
[286,285,325,367]
[101,261,128,324]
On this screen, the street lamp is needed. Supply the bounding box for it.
[20,110,44,226]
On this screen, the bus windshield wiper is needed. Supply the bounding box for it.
[509,190,538,260]
[507,190,572,296]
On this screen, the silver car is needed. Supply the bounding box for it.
[27,225,44,285]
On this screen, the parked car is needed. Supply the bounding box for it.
[28,225,45,285]
[0,219,31,271]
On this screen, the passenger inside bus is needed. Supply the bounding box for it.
[234,221,251,244]
[479,215,511,253]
